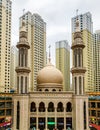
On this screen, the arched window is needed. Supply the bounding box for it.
[66,102,72,112]
[17,77,19,92]
[74,49,77,67]
[25,49,27,66]
[57,102,64,112]
[30,102,36,112]
[45,89,49,91]
[78,49,81,67]
[21,48,24,67]
[84,101,87,129]
[48,102,54,112]
[39,89,42,91]
[25,77,27,93]
[39,102,45,112]
[79,76,81,94]
[52,89,56,91]
[75,77,77,94]
[16,101,20,129]
[21,76,23,93]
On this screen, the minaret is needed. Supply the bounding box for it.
[13,20,31,130]
[71,16,89,130]
[71,17,86,95]
[15,20,31,94]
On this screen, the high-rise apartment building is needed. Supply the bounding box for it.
[19,12,46,91]
[0,0,12,92]
[56,40,70,91]
[72,12,94,92]
[10,46,18,91]
[93,30,100,91]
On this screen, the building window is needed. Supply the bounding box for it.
[75,77,77,94]
[97,103,100,108]
[91,102,96,108]
[25,50,27,66]
[45,89,49,92]
[39,102,45,112]
[66,102,72,112]
[16,101,20,129]
[74,49,77,67]
[84,101,87,129]
[57,102,64,112]
[17,77,19,93]
[48,102,54,112]
[83,77,84,93]
[79,76,81,94]
[91,110,96,116]
[52,89,56,91]
[21,76,23,93]
[30,102,36,112]
[78,49,82,67]
[25,77,27,93]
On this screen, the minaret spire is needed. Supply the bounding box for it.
[23,9,25,15]
[48,45,51,62]
[75,9,80,32]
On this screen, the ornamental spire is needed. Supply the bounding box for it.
[75,9,80,32]
[48,45,51,63]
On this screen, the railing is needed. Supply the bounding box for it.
[30,111,72,116]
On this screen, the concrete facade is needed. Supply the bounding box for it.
[0,0,12,92]
[56,40,70,91]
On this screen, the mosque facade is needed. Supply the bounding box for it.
[12,19,89,130]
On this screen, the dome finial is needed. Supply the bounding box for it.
[76,9,78,18]
[23,9,25,15]
[48,45,51,62]
[22,9,25,27]
[75,9,80,32]
[20,9,26,32]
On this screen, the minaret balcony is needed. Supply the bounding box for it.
[71,67,86,74]
[71,43,85,49]
[15,66,31,73]
[16,42,30,49]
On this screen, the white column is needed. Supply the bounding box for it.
[64,107,66,130]
[86,100,89,130]
[45,107,47,130]
[36,107,39,130]
[55,107,57,129]
[13,100,17,130]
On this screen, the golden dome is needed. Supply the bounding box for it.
[37,62,63,85]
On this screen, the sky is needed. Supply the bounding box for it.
[11,0,100,64]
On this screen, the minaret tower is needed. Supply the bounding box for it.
[15,20,31,94]
[71,15,89,130]
[71,17,86,95]
[13,20,31,130]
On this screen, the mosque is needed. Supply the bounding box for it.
[12,19,89,130]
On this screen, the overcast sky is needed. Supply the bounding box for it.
[11,0,100,64]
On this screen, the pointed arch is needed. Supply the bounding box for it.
[30,102,36,112]
[57,102,64,112]
[66,102,72,112]
[48,102,54,112]
[39,102,45,112]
